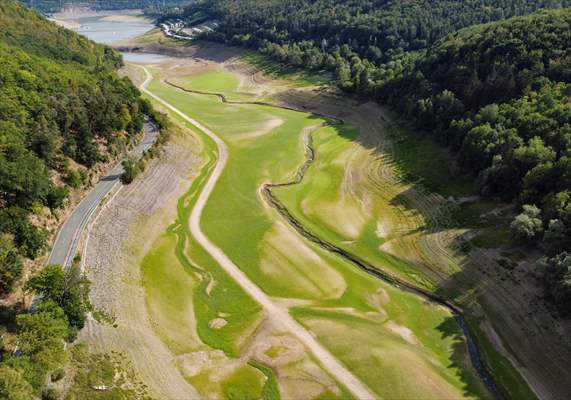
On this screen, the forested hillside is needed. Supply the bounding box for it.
[381,10,571,313]
[0,0,149,295]
[179,1,571,313]
[178,0,570,71]
[0,0,155,396]
[22,0,189,13]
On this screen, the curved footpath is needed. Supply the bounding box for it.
[47,73,159,268]
[139,66,377,400]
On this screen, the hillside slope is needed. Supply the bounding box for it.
[381,9,571,311]
[0,0,148,295]
[21,0,189,13]
[166,2,571,396]
[177,0,570,73]
[0,0,161,397]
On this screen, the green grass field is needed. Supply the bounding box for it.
[136,66,494,399]
[170,69,255,101]
[138,109,266,397]
[273,124,439,289]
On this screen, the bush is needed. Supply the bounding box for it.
[0,235,23,297]
[41,387,58,400]
[510,204,544,242]
[120,155,138,184]
[0,207,47,259]
[0,367,34,400]
[50,368,65,382]
[26,265,91,331]
[46,186,68,210]
[542,252,571,315]
[65,168,83,189]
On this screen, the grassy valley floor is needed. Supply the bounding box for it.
[102,55,496,398]
[78,30,567,397]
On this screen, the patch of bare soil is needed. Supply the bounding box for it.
[80,129,203,399]
[208,317,228,330]
[50,18,81,30]
[171,314,345,399]
[100,14,149,23]
[443,247,571,399]
[247,318,343,399]
[116,37,240,62]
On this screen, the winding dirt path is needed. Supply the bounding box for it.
[139,66,377,400]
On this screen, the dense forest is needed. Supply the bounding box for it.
[176,0,570,66]
[177,1,571,313]
[0,4,158,396]
[0,0,152,296]
[381,10,571,314]
[0,0,157,395]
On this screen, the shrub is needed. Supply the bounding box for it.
[542,252,571,315]
[510,204,543,241]
[0,235,23,297]
[0,367,34,400]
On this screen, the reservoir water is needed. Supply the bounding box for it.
[66,13,169,63]
[75,15,152,44]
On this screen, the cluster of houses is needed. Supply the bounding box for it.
[159,18,218,40]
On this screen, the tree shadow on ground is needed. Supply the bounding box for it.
[0,304,21,334]
[312,120,507,397]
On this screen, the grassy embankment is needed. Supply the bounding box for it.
[138,63,492,399]
[140,93,272,397]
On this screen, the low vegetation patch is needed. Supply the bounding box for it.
[146,68,491,398]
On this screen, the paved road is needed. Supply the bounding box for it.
[139,66,376,400]
[47,122,159,268]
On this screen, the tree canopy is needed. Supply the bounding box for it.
[175,0,570,76]
[1,265,91,395]
[0,0,150,295]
